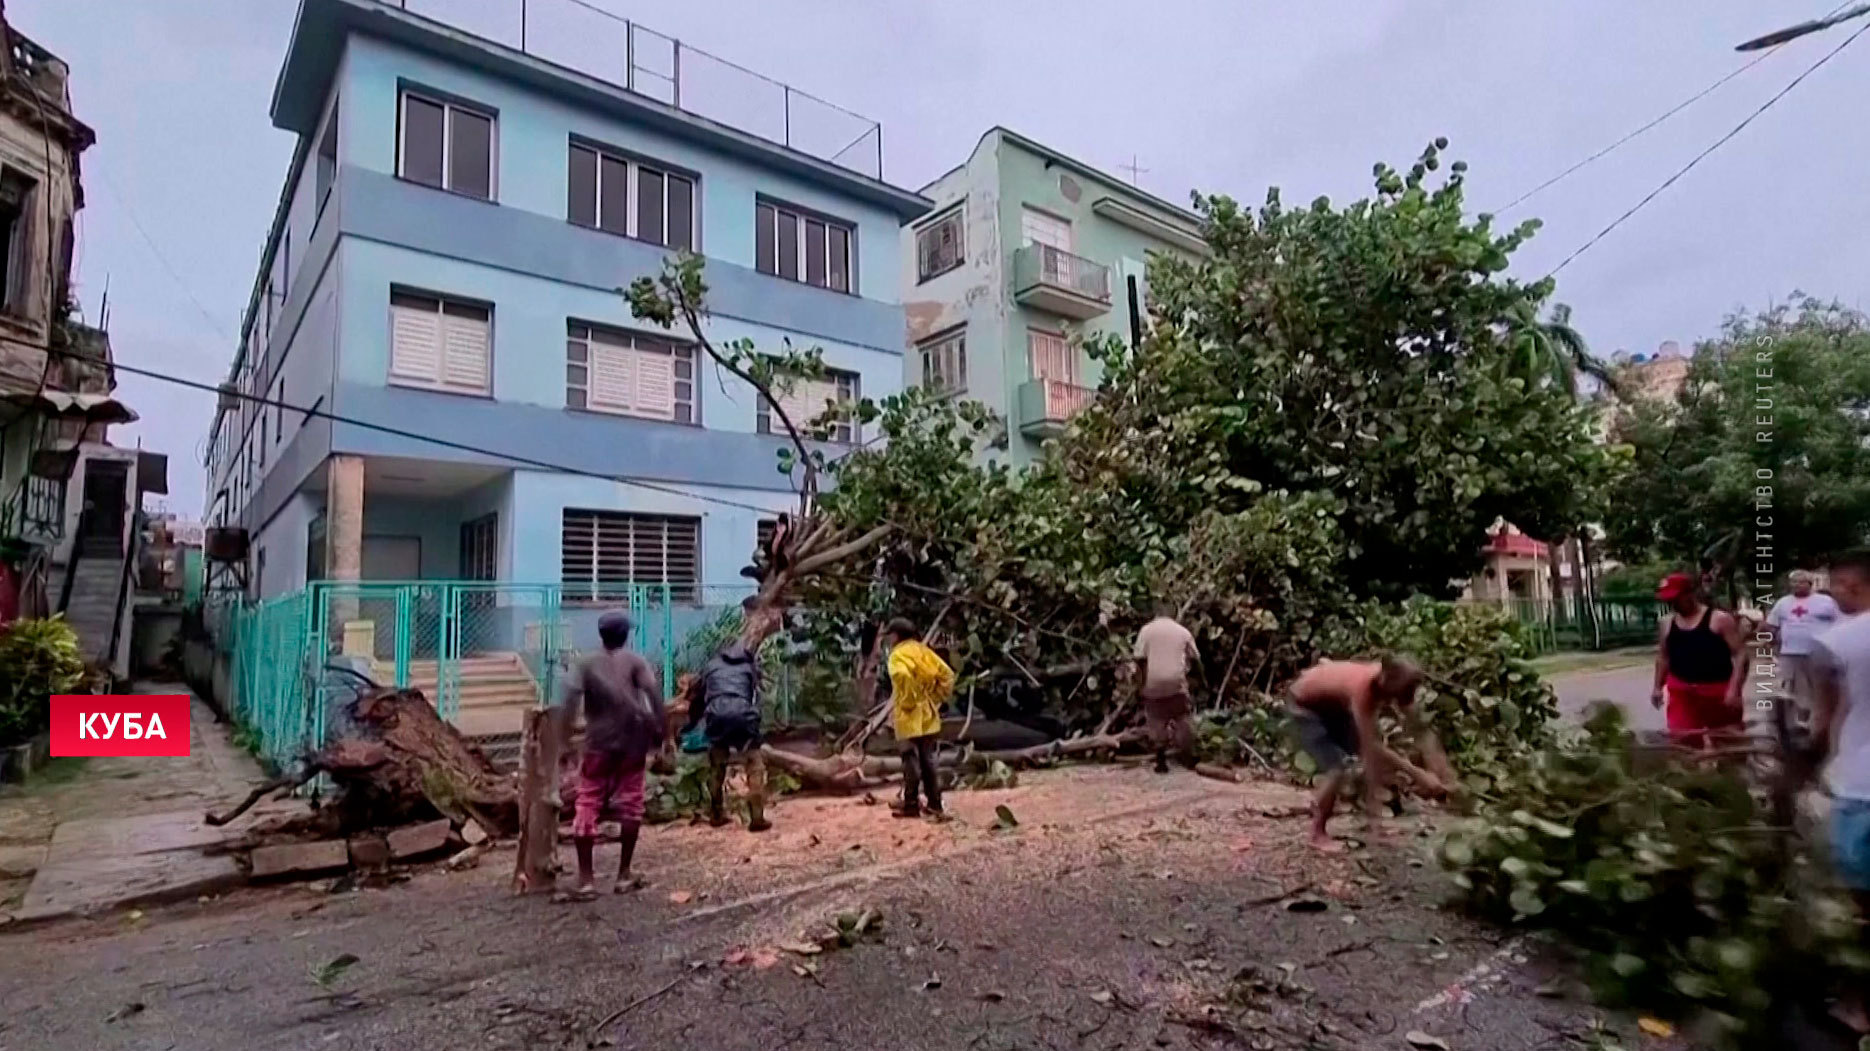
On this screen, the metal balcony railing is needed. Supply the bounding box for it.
[1016,378,1095,436]
[386,0,885,179]
[1018,243,1110,301]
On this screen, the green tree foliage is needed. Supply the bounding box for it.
[1059,139,1617,604]
[788,141,1611,736]
[1603,296,1870,575]
[1441,706,1869,1044]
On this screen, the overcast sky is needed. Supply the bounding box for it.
[14,0,1870,515]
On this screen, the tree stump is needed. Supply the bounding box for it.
[513,708,564,895]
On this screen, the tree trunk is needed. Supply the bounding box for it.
[316,688,519,835]
[1578,532,1602,649]
[1547,531,1569,641]
[513,707,563,894]
[758,731,1144,793]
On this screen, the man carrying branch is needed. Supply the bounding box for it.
[1286,655,1456,853]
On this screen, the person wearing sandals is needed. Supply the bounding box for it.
[883,618,954,820]
[555,611,666,901]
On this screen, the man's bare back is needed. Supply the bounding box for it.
[1290,659,1383,718]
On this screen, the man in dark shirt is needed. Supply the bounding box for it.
[682,637,771,832]
[555,611,665,900]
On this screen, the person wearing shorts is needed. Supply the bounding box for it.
[555,611,665,900]
[1133,608,1199,774]
[1649,572,1747,748]
[1287,656,1453,852]
[1767,569,1842,727]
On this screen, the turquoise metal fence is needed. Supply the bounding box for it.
[1475,596,1664,656]
[226,591,312,766]
[221,580,694,761]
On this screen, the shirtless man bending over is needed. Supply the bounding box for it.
[1287,656,1456,852]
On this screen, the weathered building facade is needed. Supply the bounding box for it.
[0,0,97,539]
[902,129,1203,465]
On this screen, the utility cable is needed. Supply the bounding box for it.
[1546,19,1869,277]
[1494,0,1855,215]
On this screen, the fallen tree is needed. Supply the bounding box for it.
[207,687,521,839]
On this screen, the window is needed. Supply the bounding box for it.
[1021,207,1072,252]
[565,321,696,423]
[757,367,859,443]
[919,330,966,395]
[561,510,699,603]
[398,91,494,200]
[1028,329,1076,383]
[274,379,285,444]
[915,207,964,282]
[756,199,853,293]
[0,167,36,315]
[256,408,267,469]
[389,289,492,395]
[567,142,696,249]
[460,514,498,580]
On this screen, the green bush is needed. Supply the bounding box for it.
[1440,706,1870,1044]
[0,616,86,747]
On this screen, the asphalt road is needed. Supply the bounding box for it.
[1550,661,1665,732]
[0,768,1607,1051]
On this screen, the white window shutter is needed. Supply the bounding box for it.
[440,311,491,392]
[390,304,442,384]
[635,347,675,417]
[589,338,636,411]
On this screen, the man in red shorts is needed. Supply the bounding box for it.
[1649,572,1748,747]
[555,611,666,901]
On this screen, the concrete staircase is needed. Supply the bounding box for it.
[54,544,128,669]
[372,652,540,767]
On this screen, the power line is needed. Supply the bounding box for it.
[1546,19,1869,278]
[89,168,237,342]
[1494,0,1855,216]
[43,343,795,519]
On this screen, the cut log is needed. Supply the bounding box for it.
[758,730,1145,793]
[513,707,564,895]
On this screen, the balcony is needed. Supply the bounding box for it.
[1017,378,1095,438]
[1012,244,1111,319]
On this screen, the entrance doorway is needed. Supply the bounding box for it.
[77,459,129,556]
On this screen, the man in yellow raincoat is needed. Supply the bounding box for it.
[883,617,954,819]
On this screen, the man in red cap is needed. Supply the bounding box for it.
[1649,571,1748,746]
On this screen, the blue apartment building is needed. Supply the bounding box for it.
[203,0,928,747]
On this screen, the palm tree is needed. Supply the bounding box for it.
[1504,302,1621,400]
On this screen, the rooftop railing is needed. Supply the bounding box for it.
[388,0,885,179]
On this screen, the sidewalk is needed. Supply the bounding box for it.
[0,684,298,926]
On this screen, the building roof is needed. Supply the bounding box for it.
[272,0,931,221]
[928,126,1205,240]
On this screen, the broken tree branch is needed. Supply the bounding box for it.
[794,524,892,577]
[205,774,303,826]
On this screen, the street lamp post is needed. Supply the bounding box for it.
[1736,1,1870,50]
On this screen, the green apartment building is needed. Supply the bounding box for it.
[903,128,1204,464]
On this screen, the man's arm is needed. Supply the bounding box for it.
[1651,617,1671,709]
[1764,600,1785,654]
[1716,611,1750,706]
[637,659,666,727]
[1811,640,1845,759]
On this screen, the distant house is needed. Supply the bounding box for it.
[903,128,1205,465]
